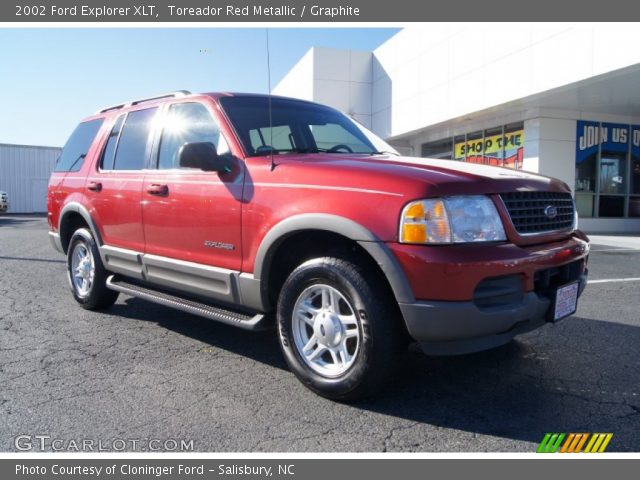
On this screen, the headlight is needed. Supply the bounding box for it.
[400,195,506,244]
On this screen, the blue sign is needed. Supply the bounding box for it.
[632,125,640,158]
[576,120,630,164]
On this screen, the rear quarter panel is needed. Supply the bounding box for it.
[48,114,112,237]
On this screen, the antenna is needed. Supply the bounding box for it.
[266,28,275,171]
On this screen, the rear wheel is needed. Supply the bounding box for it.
[67,228,119,310]
[277,257,404,401]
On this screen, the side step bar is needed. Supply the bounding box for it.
[106,276,268,331]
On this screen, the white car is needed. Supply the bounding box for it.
[0,190,8,214]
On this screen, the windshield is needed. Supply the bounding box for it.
[219,96,398,156]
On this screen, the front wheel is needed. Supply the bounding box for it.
[67,228,119,310]
[277,257,404,401]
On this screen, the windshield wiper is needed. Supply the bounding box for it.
[289,148,319,154]
[254,147,320,156]
[368,150,400,156]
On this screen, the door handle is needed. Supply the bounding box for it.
[147,184,169,196]
[87,181,102,192]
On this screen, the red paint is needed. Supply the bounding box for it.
[48,92,589,303]
[389,237,588,301]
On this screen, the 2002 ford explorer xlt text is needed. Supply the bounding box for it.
[48,91,590,400]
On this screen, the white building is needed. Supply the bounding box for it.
[273,24,640,233]
[0,144,61,213]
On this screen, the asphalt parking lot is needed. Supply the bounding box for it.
[1,215,638,452]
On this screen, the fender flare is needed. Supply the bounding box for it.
[253,214,415,305]
[58,202,103,252]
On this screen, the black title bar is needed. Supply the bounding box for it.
[3,459,640,480]
[4,0,640,22]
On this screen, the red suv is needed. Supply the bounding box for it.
[48,91,589,400]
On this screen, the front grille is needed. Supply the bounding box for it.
[500,191,574,235]
[534,259,585,296]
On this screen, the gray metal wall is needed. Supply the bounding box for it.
[0,144,61,213]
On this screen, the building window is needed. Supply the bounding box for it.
[575,121,638,218]
[463,130,484,164]
[421,138,453,159]
[480,127,504,166]
[630,127,640,217]
[421,122,524,169]
[503,123,524,169]
[453,135,465,160]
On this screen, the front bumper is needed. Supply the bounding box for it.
[393,233,590,355]
[388,234,590,301]
[400,272,587,355]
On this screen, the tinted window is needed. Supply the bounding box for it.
[311,123,366,152]
[220,96,384,156]
[249,125,294,152]
[100,115,125,171]
[54,119,104,172]
[113,108,158,170]
[157,103,228,169]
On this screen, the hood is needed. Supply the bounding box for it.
[275,154,569,198]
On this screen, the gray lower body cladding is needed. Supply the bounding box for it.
[400,274,588,355]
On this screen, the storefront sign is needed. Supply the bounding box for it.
[576,120,629,163]
[632,125,640,158]
[454,130,523,158]
[464,149,523,169]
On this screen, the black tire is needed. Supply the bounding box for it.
[277,257,404,401]
[67,228,119,310]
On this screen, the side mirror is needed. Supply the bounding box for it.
[178,142,230,173]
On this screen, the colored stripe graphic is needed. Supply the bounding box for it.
[560,433,575,453]
[574,433,590,453]
[538,433,613,453]
[560,433,589,453]
[537,433,565,453]
[585,433,613,453]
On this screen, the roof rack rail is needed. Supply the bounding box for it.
[95,90,192,114]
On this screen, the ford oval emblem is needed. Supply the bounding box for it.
[544,205,558,219]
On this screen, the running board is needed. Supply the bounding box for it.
[106,276,268,331]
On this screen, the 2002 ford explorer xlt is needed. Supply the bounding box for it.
[48,91,590,400]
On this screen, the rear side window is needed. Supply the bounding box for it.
[112,107,158,170]
[100,115,125,170]
[54,119,104,172]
